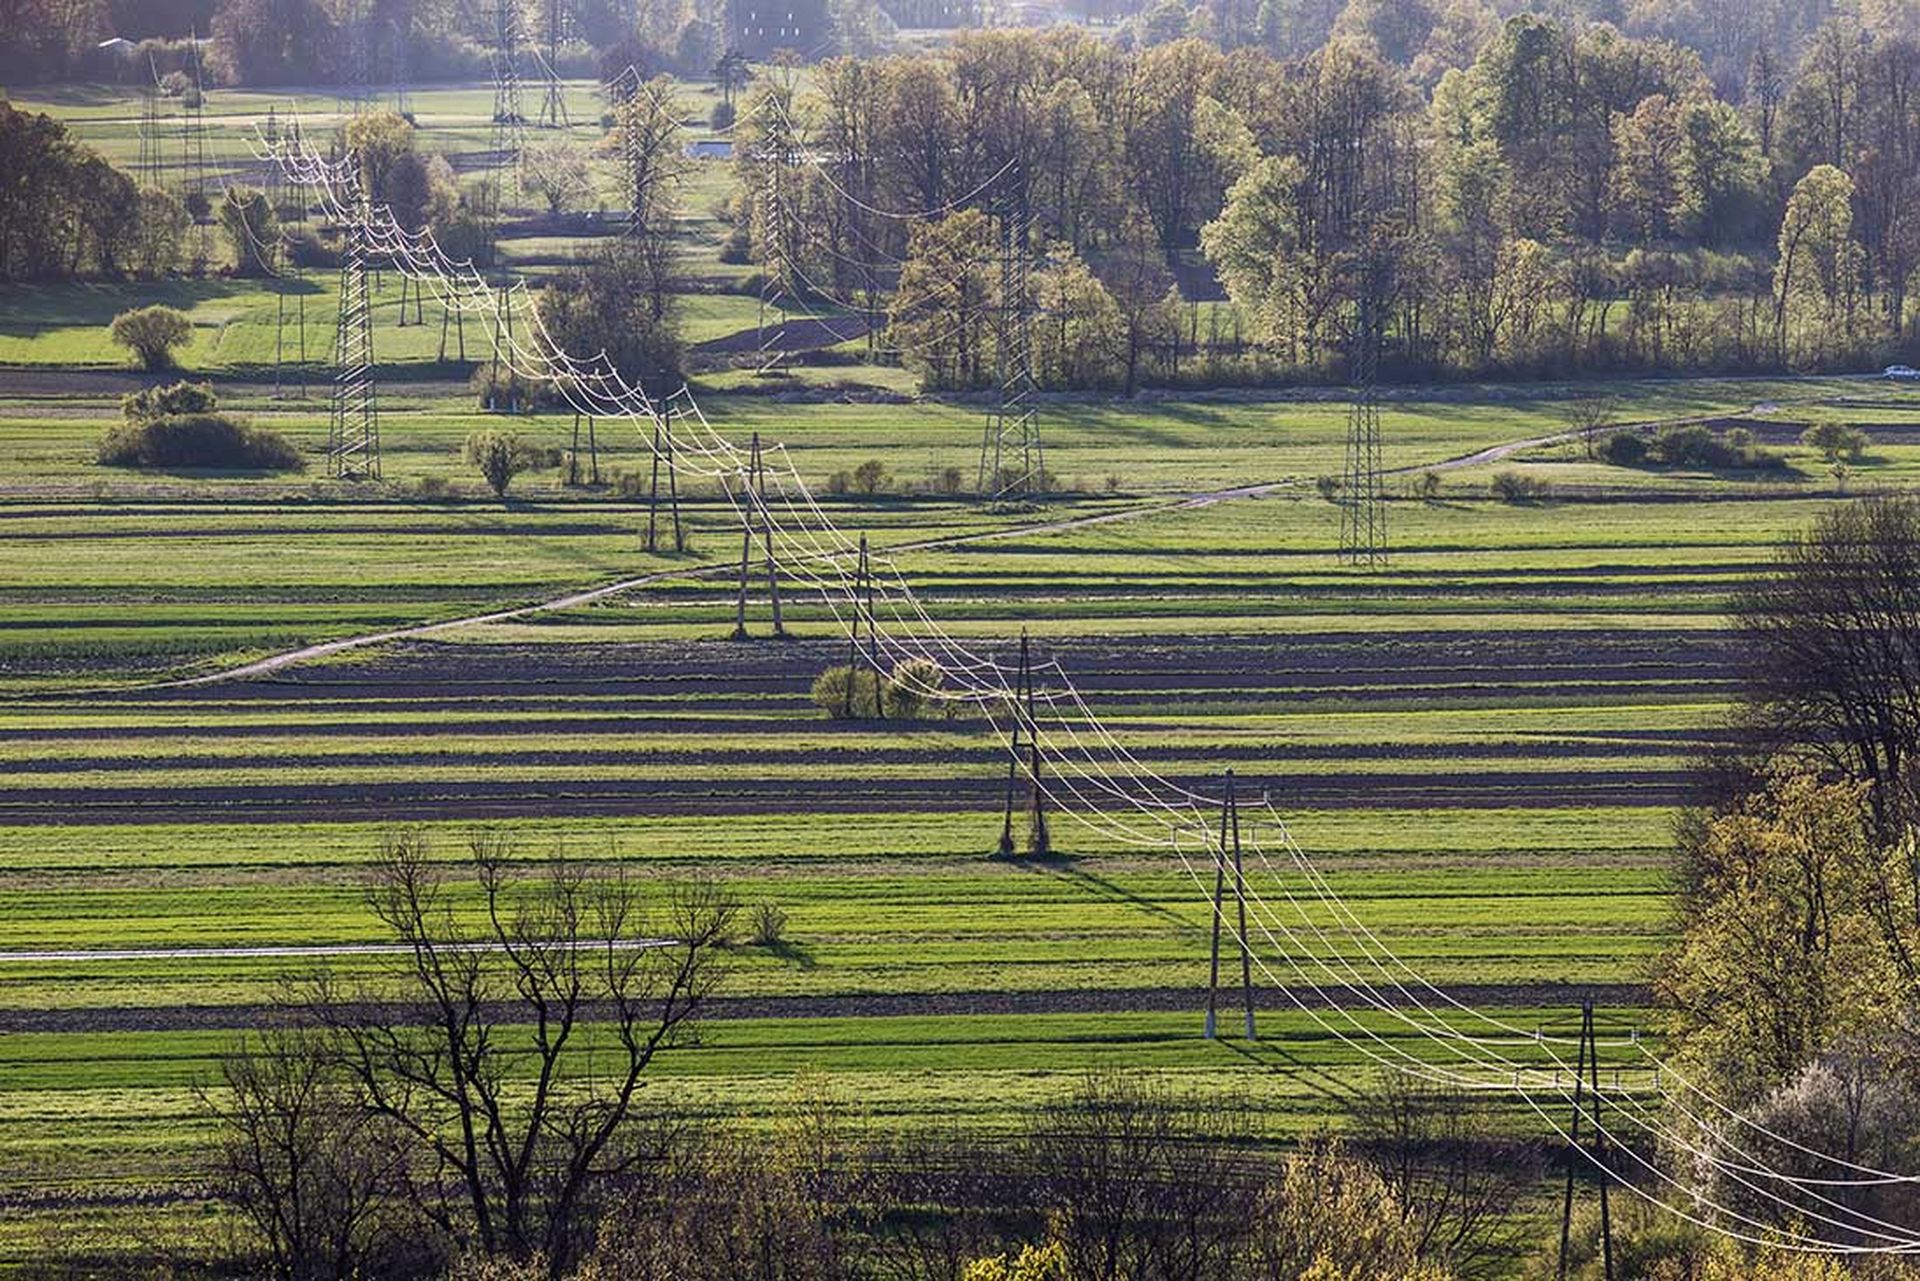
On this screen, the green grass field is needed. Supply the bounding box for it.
[5,75,1919,1276]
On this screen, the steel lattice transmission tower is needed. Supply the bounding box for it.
[487,0,527,219]
[1338,297,1387,567]
[537,0,571,128]
[389,9,413,117]
[976,163,1044,501]
[328,211,381,480]
[137,58,164,190]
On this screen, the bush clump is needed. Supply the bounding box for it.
[811,658,954,721]
[1601,431,1649,465]
[99,393,301,471]
[1801,422,1869,463]
[1601,423,1787,471]
[1490,471,1552,503]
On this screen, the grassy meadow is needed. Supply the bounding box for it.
[4,73,1918,1273]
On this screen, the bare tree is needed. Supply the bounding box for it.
[1352,1072,1534,1276]
[200,1023,413,1281]
[1563,392,1620,459]
[1024,1073,1259,1281]
[309,832,735,1277]
[1732,496,1920,966]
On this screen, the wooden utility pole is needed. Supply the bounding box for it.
[567,407,599,486]
[647,414,684,553]
[997,631,1049,857]
[844,535,883,719]
[1205,768,1256,1040]
[733,432,785,639]
[1558,1000,1615,1281]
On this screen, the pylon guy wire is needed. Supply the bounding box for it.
[251,112,1920,1213]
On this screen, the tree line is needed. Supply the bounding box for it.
[742,16,1920,390]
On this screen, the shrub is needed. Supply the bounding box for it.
[464,429,524,498]
[852,459,889,494]
[1490,471,1551,503]
[98,413,302,471]
[1802,422,1869,463]
[825,470,852,495]
[718,223,752,264]
[1602,431,1649,465]
[1315,474,1340,501]
[1415,470,1441,499]
[1647,424,1787,471]
[884,657,947,719]
[810,664,885,719]
[933,465,966,495]
[468,363,550,413]
[122,380,216,423]
[284,226,337,269]
[748,902,788,947]
[109,305,193,371]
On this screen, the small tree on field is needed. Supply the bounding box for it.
[520,141,592,215]
[1801,422,1868,464]
[219,185,279,276]
[464,429,523,499]
[852,459,889,495]
[109,305,192,370]
[1564,393,1620,459]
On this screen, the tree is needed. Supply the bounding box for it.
[609,76,688,315]
[1033,247,1123,392]
[520,142,591,216]
[1094,237,1179,396]
[109,304,193,370]
[1661,770,1899,1103]
[537,242,684,390]
[131,187,190,279]
[886,209,997,391]
[1564,393,1619,459]
[851,459,888,493]
[199,1025,414,1281]
[1732,497,1920,855]
[343,111,430,229]
[304,833,735,1276]
[1353,1073,1531,1274]
[1201,154,1311,358]
[220,185,279,276]
[1800,421,1868,463]
[1774,164,1865,367]
[464,429,525,498]
[1025,1073,1258,1280]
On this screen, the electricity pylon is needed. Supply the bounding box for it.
[976,163,1044,501]
[327,215,381,480]
[1338,298,1387,567]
